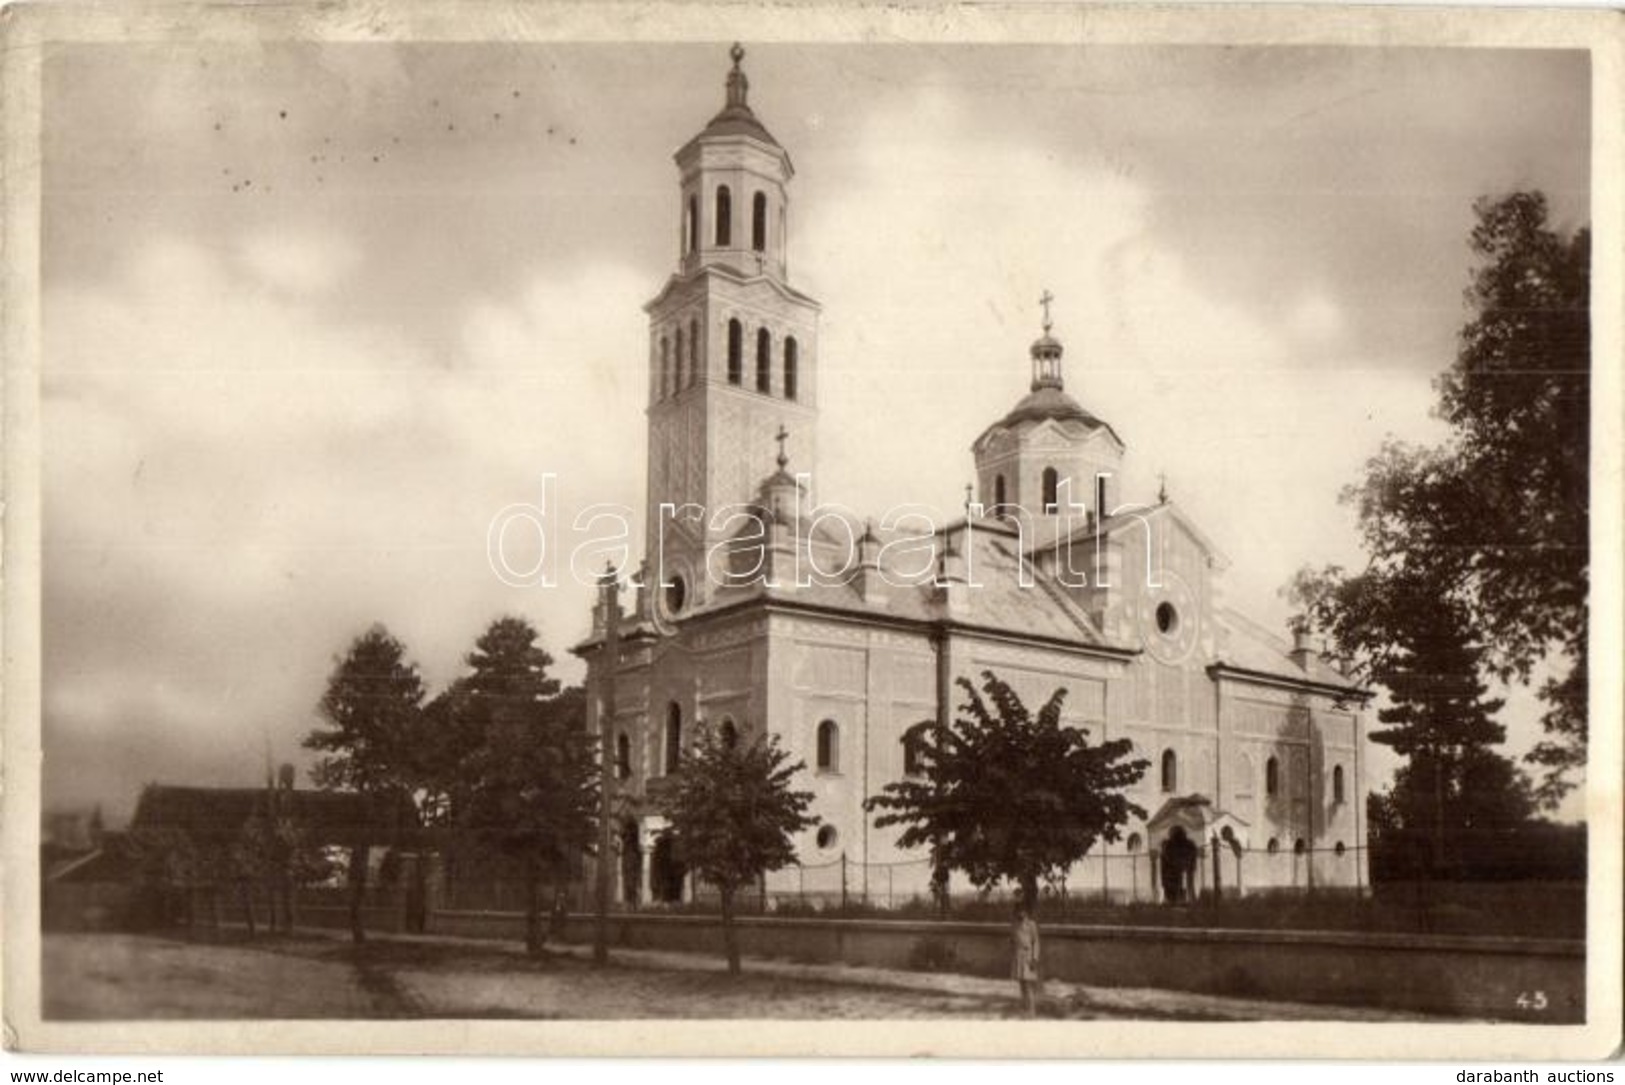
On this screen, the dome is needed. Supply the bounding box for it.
[997,386,1108,431]
[698,102,781,148]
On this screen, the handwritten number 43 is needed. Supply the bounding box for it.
[1515,991,1548,1011]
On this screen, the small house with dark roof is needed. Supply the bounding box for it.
[576,46,1372,907]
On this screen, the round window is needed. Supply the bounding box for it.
[1155,602,1179,635]
[664,575,687,615]
[816,825,838,850]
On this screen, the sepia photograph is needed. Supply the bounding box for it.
[5,0,1620,1061]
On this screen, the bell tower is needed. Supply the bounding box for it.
[644,45,821,614]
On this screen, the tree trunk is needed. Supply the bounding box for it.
[1019,873,1039,914]
[348,844,370,944]
[524,854,543,957]
[720,883,741,976]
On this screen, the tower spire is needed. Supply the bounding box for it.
[726,42,749,109]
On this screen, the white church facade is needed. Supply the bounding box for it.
[578,46,1371,907]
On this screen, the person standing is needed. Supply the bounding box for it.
[1012,903,1041,1016]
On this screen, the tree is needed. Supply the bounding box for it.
[866,671,1149,913]
[661,722,817,975]
[1293,570,1535,876]
[235,805,337,936]
[1294,192,1589,805]
[455,617,598,956]
[302,624,426,942]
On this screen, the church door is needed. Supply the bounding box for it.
[650,836,686,903]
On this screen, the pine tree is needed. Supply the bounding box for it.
[302,623,425,942]
[456,617,598,955]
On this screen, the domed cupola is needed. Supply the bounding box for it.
[972,291,1125,521]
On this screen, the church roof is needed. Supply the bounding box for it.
[998,386,1110,430]
[695,101,781,149]
[1213,607,1366,693]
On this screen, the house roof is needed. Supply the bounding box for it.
[130,784,415,848]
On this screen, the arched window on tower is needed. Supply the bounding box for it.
[756,328,771,393]
[688,318,700,387]
[1333,764,1345,805]
[816,720,839,773]
[1266,756,1280,797]
[664,703,683,775]
[1042,467,1060,513]
[686,195,698,256]
[752,192,767,252]
[993,474,1007,513]
[715,186,732,247]
[1161,749,1178,793]
[902,722,931,777]
[719,718,739,749]
[727,320,743,385]
[673,327,685,391]
[783,336,799,401]
[615,732,631,780]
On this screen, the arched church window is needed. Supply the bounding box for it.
[1042,467,1060,513]
[686,195,698,256]
[1160,749,1177,793]
[1293,838,1307,855]
[688,318,700,387]
[658,337,670,399]
[719,717,738,750]
[674,327,685,391]
[756,328,772,393]
[1332,764,1345,804]
[783,337,799,401]
[993,474,1006,512]
[817,719,839,772]
[902,722,930,777]
[1126,833,1143,853]
[664,702,683,775]
[1266,756,1280,797]
[1267,838,1280,854]
[752,192,767,252]
[715,185,732,247]
[615,732,632,780]
[727,320,743,384]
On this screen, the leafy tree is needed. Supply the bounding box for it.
[455,617,598,955]
[236,806,337,935]
[302,624,426,942]
[866,671,1148,914]
[662,722,817,975]
[1293,192,1589,806]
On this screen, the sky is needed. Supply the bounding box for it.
[40,42,1591,825]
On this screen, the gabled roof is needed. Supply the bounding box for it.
[131,785,415,848]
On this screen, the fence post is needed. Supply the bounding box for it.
[840,851,849,911]
[886,865,894,909]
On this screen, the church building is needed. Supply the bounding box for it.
[577,46,1371,906]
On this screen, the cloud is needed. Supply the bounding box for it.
[237,231,362,296]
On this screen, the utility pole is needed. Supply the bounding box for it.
[592,566,621,966]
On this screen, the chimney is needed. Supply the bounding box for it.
[1290,625,1316,670]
